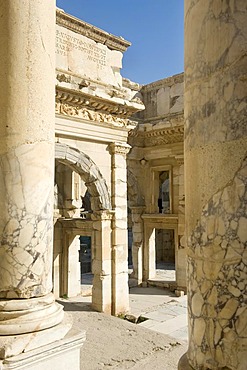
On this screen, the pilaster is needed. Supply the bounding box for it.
[108,142,131,315]
[91,210,113,314]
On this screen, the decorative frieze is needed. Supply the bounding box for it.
[55,86,143,129]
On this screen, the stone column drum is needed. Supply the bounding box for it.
[0,0,63,337]
[180,1,247,369]
[109,142,130,315]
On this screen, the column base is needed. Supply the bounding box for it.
[178,353,194,370]
[0,313,73,359]
[0,327,85,370]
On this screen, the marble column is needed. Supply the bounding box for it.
[0,0,63,342]
[179,1,247,369]
[108,142,130,315]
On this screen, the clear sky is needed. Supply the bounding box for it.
[56,0,184,85]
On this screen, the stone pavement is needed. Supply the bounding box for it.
[129,287,188,342]
[80,265,188,343]
[59,286,188,369]
[70,284,188,343]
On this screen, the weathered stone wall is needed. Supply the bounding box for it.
[128,74,186,291]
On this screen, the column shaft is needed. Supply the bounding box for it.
[181,1,247,369]
[0,0,63,336]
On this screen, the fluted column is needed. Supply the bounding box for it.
[108,142,131,315]
[0,0,63,337]
[180,1,247,369]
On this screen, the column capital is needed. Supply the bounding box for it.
[108,142,131,156]
[92,210,114,221]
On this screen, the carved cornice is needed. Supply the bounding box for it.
[56,9,131,53]
[129,125,184,147]
[56,86,143,118]
[129,111,184,146]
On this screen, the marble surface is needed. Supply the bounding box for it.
[184,1,247,369]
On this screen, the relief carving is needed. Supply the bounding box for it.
[56,101,131,128]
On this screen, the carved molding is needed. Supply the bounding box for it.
[56,86,143,120]
[56,10,131,53]
[56,101,136,128]
[145,126,184,146]
[129,125,184,146]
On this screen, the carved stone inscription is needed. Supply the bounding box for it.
[56,29,106,67]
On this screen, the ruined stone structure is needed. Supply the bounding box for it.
[0,1,246,369]
[128,74,186,293]
[53,9,144,316]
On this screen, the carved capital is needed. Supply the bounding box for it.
[108,142,131,156]
[91,210,114,221]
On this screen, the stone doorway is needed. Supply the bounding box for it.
[142,214,178,291]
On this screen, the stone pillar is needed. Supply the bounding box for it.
[180,1,247,369]
[0,0,64,337]
[108,142,130,315]
[143,225,156,281]
[176,158,186,291]
[92,211,113,314]
[130,206,145,285]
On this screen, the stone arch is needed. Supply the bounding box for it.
[55,142,111,211]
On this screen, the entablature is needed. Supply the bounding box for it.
[56,9,131,53]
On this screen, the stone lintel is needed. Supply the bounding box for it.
[56,9,131,52]
[141,213,178,227]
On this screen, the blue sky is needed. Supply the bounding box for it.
[56,1,184,85]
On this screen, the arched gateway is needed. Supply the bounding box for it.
[55,142,111,210]
[54,142,114,313]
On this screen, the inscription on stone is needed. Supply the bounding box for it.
[56,29,106,67]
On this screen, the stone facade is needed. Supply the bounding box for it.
[53,8,144,316]
[1,2,246,370]
[128,73,186,292]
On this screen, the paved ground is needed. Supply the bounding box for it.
[59,283,188,369]
[129,287,188,342]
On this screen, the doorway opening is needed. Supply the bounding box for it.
[155,229,175,282]
[79,236,93,297]
[158,171,170,214]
